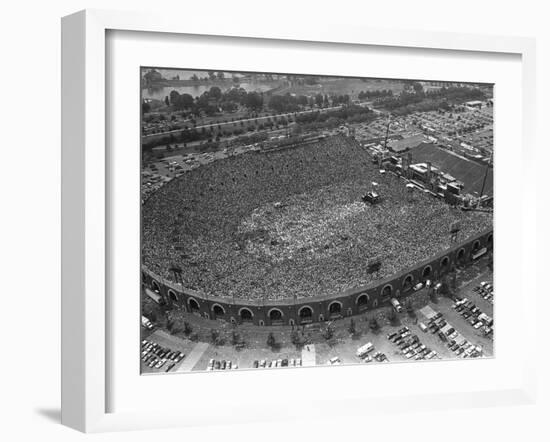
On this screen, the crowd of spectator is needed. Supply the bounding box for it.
[142,135,492,301]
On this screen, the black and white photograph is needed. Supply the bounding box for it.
[140,69,494,374]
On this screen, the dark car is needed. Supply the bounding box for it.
[253,360,259,368]
[282,359,289,367]
[438,331,447,342]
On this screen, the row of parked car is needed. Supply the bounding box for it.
[253,358,303,368]
[207,359,239,370]
[453,298,494,339]
[141,339,185,372]
[473,281,494,304]
[425,312,483,358]
[387,327,438,360]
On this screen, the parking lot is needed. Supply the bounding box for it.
[141,268,494,373]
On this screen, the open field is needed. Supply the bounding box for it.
[276,78,405,98]
[412,143,493,196]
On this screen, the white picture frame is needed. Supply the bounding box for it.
[61,9,537,433]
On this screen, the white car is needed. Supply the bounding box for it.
[473,322,483,329]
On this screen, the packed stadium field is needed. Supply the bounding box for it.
[142,135,492,301]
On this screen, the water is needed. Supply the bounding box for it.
[142,82,274,101]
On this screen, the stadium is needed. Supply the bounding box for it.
[142,135,492,325]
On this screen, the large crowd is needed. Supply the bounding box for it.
[142,135,492,301]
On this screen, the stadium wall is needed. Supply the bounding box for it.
[142,229,492,326]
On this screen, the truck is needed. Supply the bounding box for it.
[356,342,374,358]
[390,297,403,313]
[141,316,154,330]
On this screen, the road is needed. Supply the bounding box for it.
[174,342,210,372]
[301,344,317,367]
[142,105,346,139]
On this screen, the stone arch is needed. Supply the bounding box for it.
[319,314,325,322]
[457,248,466,263]
[422,265,432,280]
[472,240,481,254]
[239,307,254,322]
[167,289,178,303]
[402,274,414,293]
[381,284,392,299]
[440,256,450,272]
[356,293,370,309]
[151,280,161,293]
[298,306,313,323]
[328,301,342,317]
[212,303,225,317]
[298,305,313,318]
[188,297,200,312]
[268,308,284,322]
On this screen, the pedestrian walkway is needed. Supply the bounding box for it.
[419,305,437,320]
[301,344,316,367]
[175,342,209,372]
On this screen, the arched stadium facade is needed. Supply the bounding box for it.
[142,228,492,326]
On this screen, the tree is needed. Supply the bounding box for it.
[243,92,263,111]
[210,328,219,344]
[209,86,222,101]
[290,330,305,348]
[315,93,324,107]
[406,299,416,318]
[369,317,380,333]
[210,329,225,346]
[183,321,192,335]
[267,332,276,348]
[324,324,334,341]
[231,330,241,346]
[166,318,174,332]
[387,308,399,326]
[348,318,357,336]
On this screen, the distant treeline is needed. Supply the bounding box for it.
[294,105,375,131]
[357,89,394,100]
[373,86,486,116]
